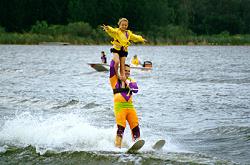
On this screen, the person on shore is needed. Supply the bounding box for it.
[101,51,107,64]
[102,18,146,81]
[109,58,141,148]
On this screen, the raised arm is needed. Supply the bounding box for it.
[129,31,146,43]
[109,60,118,88]
[102,25,117,38]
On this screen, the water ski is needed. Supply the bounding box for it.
[152,139,166,150]
[126,139,145,153]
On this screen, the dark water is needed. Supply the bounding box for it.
[0,45,250,164]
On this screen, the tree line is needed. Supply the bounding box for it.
[0,0,250,45]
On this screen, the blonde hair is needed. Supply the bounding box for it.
[118,18,128,26]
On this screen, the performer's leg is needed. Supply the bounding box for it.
[119,56,126,81]
[131,125,140,141]
[127,108,140,141]
[115,125,125,148]
[114,106,126,148]
[112,53,120,76]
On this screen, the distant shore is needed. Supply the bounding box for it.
[1,21,250,45]
[1,32,250,45]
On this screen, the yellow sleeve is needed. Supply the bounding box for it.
[129,31,145,43]
[105,26,117,38]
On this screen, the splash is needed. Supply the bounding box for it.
[0,112,182,155]
[0,112,117,154]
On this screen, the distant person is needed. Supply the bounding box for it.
[143,61,152,68]
[102,18,146,81]
[131,55,141,66]
[109,58,141,148]
[101,51,107,64]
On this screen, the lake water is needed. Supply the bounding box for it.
[0,45,250,164]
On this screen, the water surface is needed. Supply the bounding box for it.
[0,45,250,164]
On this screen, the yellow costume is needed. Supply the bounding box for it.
[104,26,145,53]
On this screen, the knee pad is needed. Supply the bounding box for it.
[117,125,125,137]
[132,125,140,140]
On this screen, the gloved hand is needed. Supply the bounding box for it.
[126,80,138,93]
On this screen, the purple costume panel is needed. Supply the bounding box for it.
[109,60,139,101]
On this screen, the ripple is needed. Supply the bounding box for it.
[82,102,101,109]
[196,126,250,136]
[52,99,79,109]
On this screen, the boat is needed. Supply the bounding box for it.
[88,61,152,72]
[87,63,109,72]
